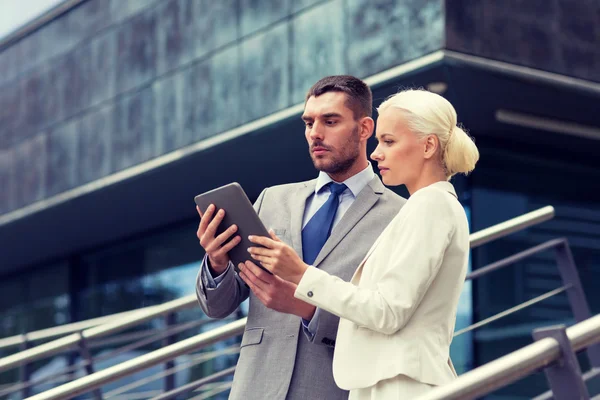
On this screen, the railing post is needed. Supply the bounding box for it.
[78,332,103,400]
[532,325,589,400]
[68,348,78,383]
[554,240,600,368]
[19,334,33,399]
[164,312,177,394]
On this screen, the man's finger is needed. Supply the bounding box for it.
[217,235,241,255]
[211,224,238,248]
[244,260,275,283]
[240,269,270,299]
[241,271,271,305]
[198,204,215,235]
[240,261,270,290]
[250,254,269,265]
[240,271,260,294]
[211,237,241,260]
[259,261,277,275]
[239,270,252,288]
[204,208,225,239]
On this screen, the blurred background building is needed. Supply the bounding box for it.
[0,0,599,398]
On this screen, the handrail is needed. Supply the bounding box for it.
[416,314,600,400]
[9,205,555,399]
[102,346,241,398]
[190,381,233,400]
[150,366,236,400]
[453,285,571,337]
[465,238,565,280]
[0,206,554,375]
[25,318,247,400]
[0,294,198,373]
[0,318,234,398]
[470,206,554,248]
[534,368,600,400]
[0,306,160,351]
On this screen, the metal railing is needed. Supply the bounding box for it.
[0,295,198,373]
[454,237,599,348]
[0,307,160,352]
[1,206,554,371]
[1,316,241,399]
[24,319,246,400]
[0,295,221,399]
[416,314,600,400]
[468,205,554,248]
[0,205,560,400]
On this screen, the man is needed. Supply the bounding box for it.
[195,75,406,399]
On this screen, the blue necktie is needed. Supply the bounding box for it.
[302,183,348,265]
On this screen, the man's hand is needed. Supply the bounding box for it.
[239,260,316,320]
[196,205,241,275]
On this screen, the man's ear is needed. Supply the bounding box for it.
[424,134,440,159]
[359,117,375,140]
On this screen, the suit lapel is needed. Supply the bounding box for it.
[313,176,384,268]
[290,181,316,257]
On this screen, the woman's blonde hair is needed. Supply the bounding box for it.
[377,89,479,179]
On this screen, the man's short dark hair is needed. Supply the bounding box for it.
[305,75,373,119]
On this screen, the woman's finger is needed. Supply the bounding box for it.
[248,246,271,257]
[268,229,282,242]
[250,254,269,264]
[248,235,277,248]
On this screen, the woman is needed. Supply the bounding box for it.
[243,89,479,398]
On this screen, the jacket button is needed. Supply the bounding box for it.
[307,291,313,297]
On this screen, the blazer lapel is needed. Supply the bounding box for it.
[312,176,384,268]
[351,228,386,282]
[290,180,316,257]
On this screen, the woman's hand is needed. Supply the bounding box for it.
[247,230,309,284]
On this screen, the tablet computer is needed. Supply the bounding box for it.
[194,182,271,272]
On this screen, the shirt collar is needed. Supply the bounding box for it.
[314,163,375,197]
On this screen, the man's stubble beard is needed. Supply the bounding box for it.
[311,125,361,176]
